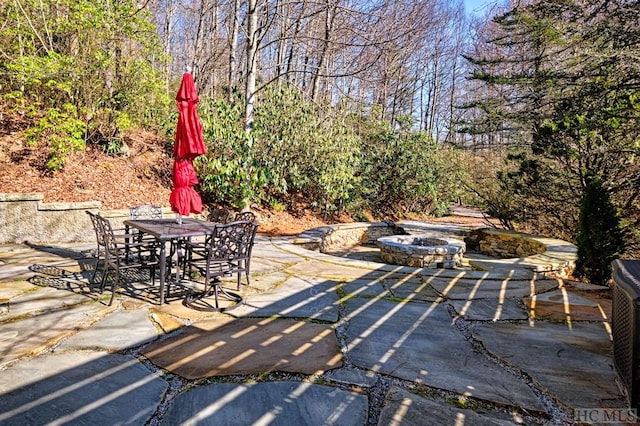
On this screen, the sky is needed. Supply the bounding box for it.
[463,0,493,16]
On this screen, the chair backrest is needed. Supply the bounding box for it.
[130,204,163,220]
[208,207,231,224]
[86,211,105,248]
[228,211,257,223]
[92,213,121,263]
[207,220,258,262]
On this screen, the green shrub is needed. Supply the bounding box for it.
[198,96,263,209]
[197,87,470,220]
[24,103,86,171]
[199,86,361,216]
[353,115,457,218]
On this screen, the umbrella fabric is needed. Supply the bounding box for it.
[173,72,206,160]
[171,158,199,188]
[170,71,207,217]
[170,159,203,216]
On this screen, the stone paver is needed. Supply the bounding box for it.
[341,278,392,298]
[0,302,112,368]
[57,309,160,351]
[160,381,368,426]
[424,276,560,300]
[0,351,168,426]
[448,297,529,320]
[244,270,291,292]
[378,386,520,426]
[140,317,342,378]
[285,259,384,280]
[0,221,627,425]
[324,366,379,388]
[472,321,625,410]
[1,285,96,321]
[233,276,341,321]
[523,287,611,321]
[343,297,545,413]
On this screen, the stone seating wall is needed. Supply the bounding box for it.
[0,193,180,244]
[477,229,547,258]
[292,221,404,252]
[470,228,577,277]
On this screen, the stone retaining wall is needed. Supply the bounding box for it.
[0,193,179,244]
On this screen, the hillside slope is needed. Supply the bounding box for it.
[1,129,173,209]
[0,116,477,236]
[0,120,330,235]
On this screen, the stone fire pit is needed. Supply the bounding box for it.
[376,235,466,268]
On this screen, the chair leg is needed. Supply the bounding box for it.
[245,260,251,286]
[99,267,108,293]
[91,261,98,283]
[213,280,220,308]
[181,249,191,280]
[96,261,109,287]
[108,268,119,306]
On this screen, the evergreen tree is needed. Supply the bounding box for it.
[575,173,625,285]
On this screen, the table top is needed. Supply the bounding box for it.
[124,218,218,240]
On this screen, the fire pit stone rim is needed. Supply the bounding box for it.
[376,234,466,255]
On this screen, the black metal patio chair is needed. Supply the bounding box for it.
[129,204,164,220]
[227,213,258,287]
[86,211,107,284]
[90,212,160,305]
[182,220,258,311]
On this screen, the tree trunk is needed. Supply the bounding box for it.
[275,0,288,88]
[243,0,259,208]
[228,0,241,100]
[311,0,335,102]
[245,0,258,137]
[163,0,175,93]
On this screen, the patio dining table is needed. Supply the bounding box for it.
[124,217,217,304]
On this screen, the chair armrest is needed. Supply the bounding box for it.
[182,240,207,250]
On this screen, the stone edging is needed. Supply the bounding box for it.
[376,235,466,269]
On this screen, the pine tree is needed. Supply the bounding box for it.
[575,173,625,285]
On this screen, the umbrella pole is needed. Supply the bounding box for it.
[177,214,182,225]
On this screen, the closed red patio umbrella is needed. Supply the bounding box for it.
[170,70,207,221]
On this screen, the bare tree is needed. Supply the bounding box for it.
[228,0,242,99]
[153,0,478,142]
[245,0,259,135]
